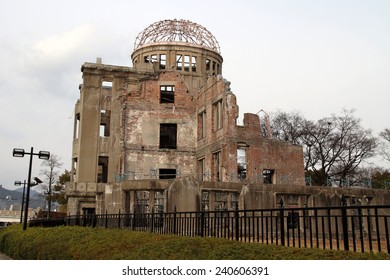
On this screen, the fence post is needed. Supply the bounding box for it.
[173,206,177,235]
[105,209,108,228]
[235,208,239,241]
[279,198,285,247]
[200,210,205,237]
[118,209,121,229]
[341,196,349,251]
[150,207,154,233]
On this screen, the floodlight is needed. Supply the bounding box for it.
[33,177,43,184]
[14,181,22,186]
[38,151,50,160]
[13,148,25,157]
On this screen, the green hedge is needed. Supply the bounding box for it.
[1,224,389,260]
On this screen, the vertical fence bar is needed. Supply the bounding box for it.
[358,208,364,253]
[314,209,319,248]
[105,209,108,229]
[335,214,340,250]
[341,197,349,251]
[303,208,307,248]
[150,208,154,233]
[366,208,373,252]
[173,206,177,235]
[374,207,381,252]
[309,211,313,248]
[279,199,285,247]
[235,209,239,241]
[327,208,332,250]
[385,216,390,254]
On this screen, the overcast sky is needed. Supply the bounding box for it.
[1,0,389,190]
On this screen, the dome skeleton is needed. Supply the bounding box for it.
[134,19,221,53]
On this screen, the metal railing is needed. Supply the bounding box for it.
[30,204,390,254]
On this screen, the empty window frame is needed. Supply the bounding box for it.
[237,147,247,180]
[263,169,275,184]
[74,113,80,139]
[151,54,158,63]
[191,56,197,72]
[184,55,190,71]
[154,191,164,213]
[159,123,177,149]
[198,158,205,181]
[213,99,223,130]
[159,168,176,179]
[99,110,110,137]
[206,59,211,71]
[176,54,182,70]
[214,192,228,211]
[97,156,109,183]
[198,111,206,139]
[160,85,175,103]
[212,151,222,181]
[144,54,158,63]
[135,191,150,214]
[159,54,166,69]
[201,191,209,211]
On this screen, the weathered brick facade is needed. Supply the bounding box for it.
[66,19,306,215]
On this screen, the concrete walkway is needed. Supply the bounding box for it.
[0,252,12,260]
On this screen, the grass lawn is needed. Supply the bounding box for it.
[1,224,389,260]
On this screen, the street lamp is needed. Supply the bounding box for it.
[13,147,50,230]
[14,180,27,223]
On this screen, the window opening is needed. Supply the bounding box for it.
[74,113,80,139]
[99,110,110,137]
[191,56,197,72]
[159,123,177,149]
[159,168,176,179]
[213,151,222,181]
[151,54,158,63]
[72,157,77,181]
[230,193,239,210]
[213,100,223,130]
[214,192,228,211]
[135,191,150,214]
[176,54,182,70]
[159,54,166,69]
[206,59,211,71]
[198,158,205,181]
[102,81,112,88]
[263,169,275,184]
[212,61,216,76]
[160,85,175,103]
[201,191,209,211]
[97,156,109,183]
[154,191,164,213]
[184,55,190,71]
[198,111,206,139]
[237,147,247,180]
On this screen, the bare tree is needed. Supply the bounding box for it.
[379,128,390,162]
[40,154,63,217]
[270,109,378,186]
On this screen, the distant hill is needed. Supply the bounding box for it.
[0,187,45,210]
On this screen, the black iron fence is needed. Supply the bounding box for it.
[30,204,390,254]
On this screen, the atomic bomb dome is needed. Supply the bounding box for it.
[134,19,221,53]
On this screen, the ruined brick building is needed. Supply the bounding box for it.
[66,19,309,216]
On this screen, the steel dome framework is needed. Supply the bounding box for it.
[134,19,221,54]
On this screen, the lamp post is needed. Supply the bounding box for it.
[13,147,50,230]
[14,180,27,223]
